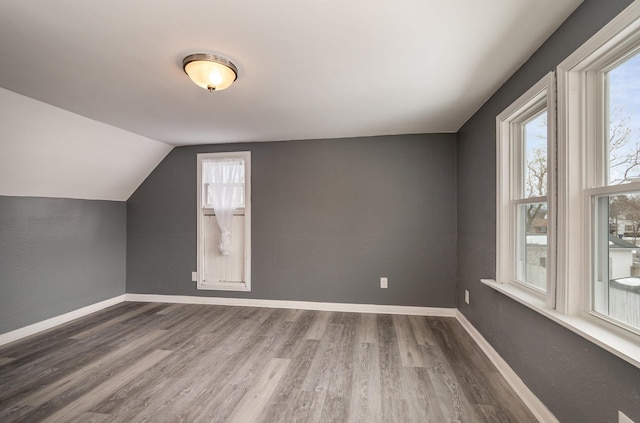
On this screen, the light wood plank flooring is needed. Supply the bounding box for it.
[0,302,538,422]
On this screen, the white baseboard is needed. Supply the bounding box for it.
[455,310,558,423]
[0,295,126,347]
[124,293,457,317]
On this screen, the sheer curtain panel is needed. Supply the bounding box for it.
[203,159,245,255]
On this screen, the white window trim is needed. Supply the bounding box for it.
[558,1,640,334]
[496,72,556,309]
[489,0,640,370]
[196,151,251,292]
[557,1,640,317]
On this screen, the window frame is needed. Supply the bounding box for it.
[496,72,557,308]
[557,1,640,336]
[196,151,252,292]
[487,1,640,370]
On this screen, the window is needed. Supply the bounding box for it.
[517,111,549,292]
[488,1,640,369]
[591,52,640,332]
[558,2,640,336]
[196,152,251,291]
[490,3,640,368]
[496,73,556,304]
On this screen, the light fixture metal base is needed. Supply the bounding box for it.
[182,53,238,77]
[182,53,238,92]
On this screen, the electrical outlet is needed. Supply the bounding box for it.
[464,290,470,304]
[380,277,388,288]
[191,272,198,282]
[619,411,635,423]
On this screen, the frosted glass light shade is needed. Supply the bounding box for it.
[183,54,238,92]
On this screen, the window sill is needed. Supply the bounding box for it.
[198,281,250,292]
[480,278,640,369]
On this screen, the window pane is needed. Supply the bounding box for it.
[607,51,640,185]
[523,111,547,198]
[516,202,547,291]
[593,193,640,331]
[202,159,245,208]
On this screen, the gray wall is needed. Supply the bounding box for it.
[0,196,126,333]
[457,0,640,421]
[127,134,457,308]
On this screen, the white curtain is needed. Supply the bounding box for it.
[203,159,245,255]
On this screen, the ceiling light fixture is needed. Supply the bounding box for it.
[182,53,238,92]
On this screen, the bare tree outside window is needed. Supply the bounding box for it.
[524,113,548,232]
[609,107,640,185]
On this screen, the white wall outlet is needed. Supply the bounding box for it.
[619,411,635,423]
[464,290,470,304]
[191,272,198,282]
[380,277,388,288]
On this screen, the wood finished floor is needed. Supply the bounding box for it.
[0,302,538,423]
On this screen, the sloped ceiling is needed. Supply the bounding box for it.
[0,88,172,201]
[0,0,583,200]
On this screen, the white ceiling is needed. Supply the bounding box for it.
[0,0,583,147]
